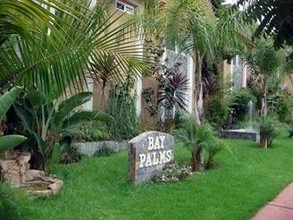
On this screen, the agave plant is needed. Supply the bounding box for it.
[0,87,27,153]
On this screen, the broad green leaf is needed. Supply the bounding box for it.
[62,122,91,137]
[55,92,93,122]
[0,86,23,121]
[13,103,33,132]
[0,135,27,153]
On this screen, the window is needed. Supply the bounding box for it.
[116,1,134,14]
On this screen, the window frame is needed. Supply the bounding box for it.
[116,1,134,14]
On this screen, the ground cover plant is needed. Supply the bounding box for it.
[26,137,293,220]
[0,183,32,220]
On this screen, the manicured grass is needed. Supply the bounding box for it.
[28,138,293,220]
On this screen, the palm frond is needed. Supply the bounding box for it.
[0,1,150,100]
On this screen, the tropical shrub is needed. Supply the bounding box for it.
[73,124,110,142]
[205,136,226,169]
[106,82,140,140]
[142,60,189,132]
[202,74,231,130]
[230,89,257,126]
[205,95,231,130]
[273,93,292,122]
[14,91,113,171]
[202,75,221,109]
[175,115,225,171]
[0,0,149,157]
[256,115,278,148]
[0,87,27,154]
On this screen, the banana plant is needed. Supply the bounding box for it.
[0,86,27,153]
[14,91,113,171]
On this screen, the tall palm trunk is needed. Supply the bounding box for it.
[262,77,268,117]
[191,51,205,170]
[261,77,268,148]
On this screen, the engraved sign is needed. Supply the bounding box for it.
[128,131,174,183]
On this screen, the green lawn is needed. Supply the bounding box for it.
[28,138,293,220]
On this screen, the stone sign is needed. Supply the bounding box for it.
[128,131,174,183]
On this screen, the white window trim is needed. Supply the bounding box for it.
[116,1,134,14]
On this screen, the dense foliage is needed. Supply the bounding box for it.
[107,82,140,140]
[238,0,293,49]
[230,89,257,126]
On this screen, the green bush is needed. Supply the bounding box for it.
[257,115,279,148]
[175,115,226,171]
[60,146,82,164]
[107,83,140,140]
[0,183,31,220]
[90,125,110,141]
[273,94,292,122]
[230,89,257,124]
[205,95,231,130]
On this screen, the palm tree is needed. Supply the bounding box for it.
[164,0,216,125]
[245,39,281,148]
[0,0,148,96]
[175,115,222,171]
[245,39,281,117]
[0,0,56,46]
[157,0,221,170]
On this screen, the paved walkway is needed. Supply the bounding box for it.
[251,182,293,220]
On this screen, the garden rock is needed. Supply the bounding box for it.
[0,151,63,197]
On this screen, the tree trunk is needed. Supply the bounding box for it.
[190,51,205,171]
[262,78,268,117]
[260,132,268,149]
[191,149,204,172]
[260,78,268,149]
[191,52,204,125]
